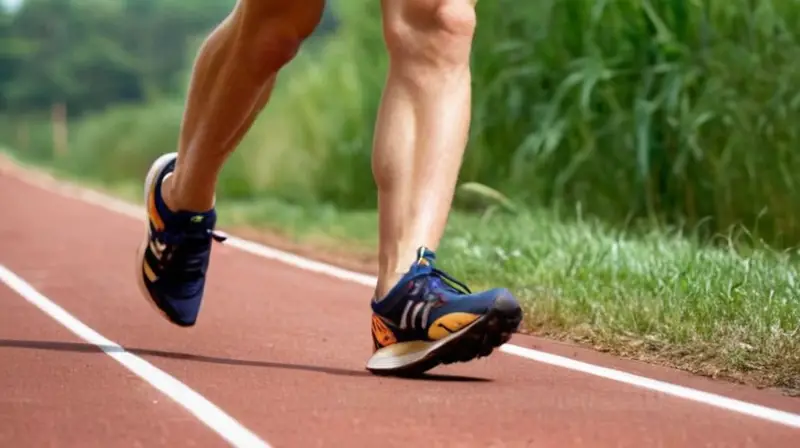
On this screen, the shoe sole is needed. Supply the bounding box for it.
[365,298,523,377]
[134,152,181,325]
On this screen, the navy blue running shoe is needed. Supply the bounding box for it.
[366,247,523,376]
[135,152,226,327]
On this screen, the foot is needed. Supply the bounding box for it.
[366,247,523,376]
[135,152,226,327]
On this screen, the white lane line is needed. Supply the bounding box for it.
[501,344,800,428]
[3,162,800,430]
[0,264,272,448]
[219,238,800,429]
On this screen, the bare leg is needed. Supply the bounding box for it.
[373,0,477,298]
[162,0,325,213]
[136,0,326,328]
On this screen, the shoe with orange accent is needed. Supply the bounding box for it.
[366,247,523,376]
[135,152,226,327]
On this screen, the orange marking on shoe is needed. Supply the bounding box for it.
[142,260,157,282]
[371,314,397,349]
[427,312,480,340]
[147,188,165,231]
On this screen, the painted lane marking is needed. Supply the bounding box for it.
[3,161,800,430]
[0,265,272,448]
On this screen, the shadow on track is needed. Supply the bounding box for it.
[0,339,491,383]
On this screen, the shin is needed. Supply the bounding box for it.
[373,0,477,298]
[164,0,324,212]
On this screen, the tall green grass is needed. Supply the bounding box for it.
[465,0,800,248]
[5,0,800,247]
[267,0,800,246]
[321,0,800,246]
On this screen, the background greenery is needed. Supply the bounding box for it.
[4,0,800,247]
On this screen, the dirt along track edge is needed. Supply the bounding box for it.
[2,156,800,432]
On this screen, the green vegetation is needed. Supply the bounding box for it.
[221,198,800,392]
[2,0,800,391]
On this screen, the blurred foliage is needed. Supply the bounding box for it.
[0,0,337,115]
[2,0,800,249]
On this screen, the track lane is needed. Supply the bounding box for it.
[0,284,223,448]
[1,172,799,447]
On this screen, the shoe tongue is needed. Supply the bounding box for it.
[169,210,217,233]
[410,246,436,274]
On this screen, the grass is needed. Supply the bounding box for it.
[219,197,800,393]
[5,147,796,393]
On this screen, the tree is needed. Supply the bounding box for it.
[0,0,236,116]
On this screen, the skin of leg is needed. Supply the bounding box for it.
[162,0,325,213]
[373,0,478,298]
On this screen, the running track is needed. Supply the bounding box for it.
[1,165,799,447]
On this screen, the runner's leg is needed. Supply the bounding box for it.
[162,0,325,213]
[136,0,324,327]
[373,0,477,299]
[366,0,519,376]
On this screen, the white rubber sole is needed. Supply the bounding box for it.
[364,316,485,373]
[134,152,180,324]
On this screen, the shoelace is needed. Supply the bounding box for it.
[412,248,472,296]
[157,229,227,281]
[427,267,472,295]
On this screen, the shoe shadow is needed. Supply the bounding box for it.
[0,339,490,383]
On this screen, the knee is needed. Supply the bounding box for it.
[232,0,324,75]
[382,0,477,67]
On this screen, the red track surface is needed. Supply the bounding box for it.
[1,171,800,447]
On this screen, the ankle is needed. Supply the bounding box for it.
[374,244,434,298]
[374,269,405,300]
[160,173,215,213]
